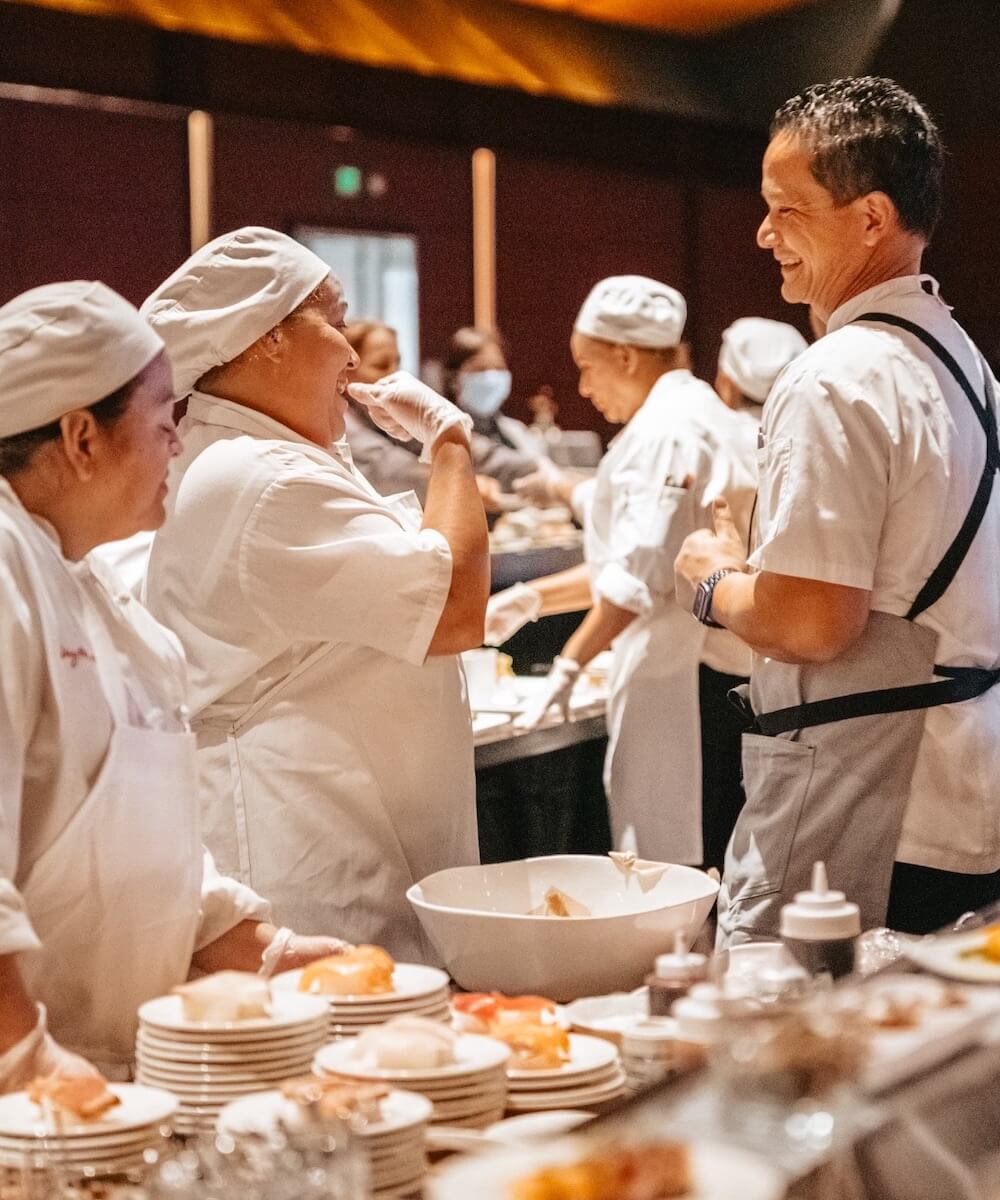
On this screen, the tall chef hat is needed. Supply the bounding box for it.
[0,281,164,440]
[141,227,333,399]
[574,275,686,349]
[718,317,808,403]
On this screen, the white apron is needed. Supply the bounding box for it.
[193,486,476,966]
[17,563,201,1075]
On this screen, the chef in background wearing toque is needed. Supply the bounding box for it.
[141,228,488,963]
[714,317,808,458]
[0,282,344,1092]
[485,276,757,871]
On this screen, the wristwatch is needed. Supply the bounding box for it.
[693,567,740,628]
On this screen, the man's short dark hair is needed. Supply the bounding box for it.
[771,76,944,239]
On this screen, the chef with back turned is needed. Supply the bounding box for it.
[676,76,1000,942]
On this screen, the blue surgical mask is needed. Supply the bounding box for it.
[459,369,512,419]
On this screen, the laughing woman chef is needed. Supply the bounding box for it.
[0,283,345,1091]
[486,277,757,868]
[141,228,489,962]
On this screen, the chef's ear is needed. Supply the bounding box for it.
[58,409,103,482]
[615,343,642,376]
[858,190,898,245]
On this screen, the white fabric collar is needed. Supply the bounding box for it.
[827,274,945,334]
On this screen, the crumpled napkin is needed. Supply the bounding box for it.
[609,850,671,892]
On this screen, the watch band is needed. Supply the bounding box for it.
[694,567,740,628]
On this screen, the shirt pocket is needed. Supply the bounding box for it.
[755,436,794,545]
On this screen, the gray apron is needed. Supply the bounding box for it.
[719,313,1000,944]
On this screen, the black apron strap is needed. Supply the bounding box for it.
[751,666,1000,737]
[856,311,1000,619]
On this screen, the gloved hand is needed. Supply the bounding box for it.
[0,1005,98,1094]
[515,656,581,730]
[512,460,567,507]
[348,371,473,463]
[484,583,542,646]
[259,928,353,979]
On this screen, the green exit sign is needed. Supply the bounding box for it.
[332,165,363,197]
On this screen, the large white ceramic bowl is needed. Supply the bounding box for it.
[407,855,718,1001]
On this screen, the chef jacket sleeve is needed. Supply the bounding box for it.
[194,847,273,952]
[240,473,453,665]
[593,435,704,616]
[0,556,43,956]
[748,367,891,590]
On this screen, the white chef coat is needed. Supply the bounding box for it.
[585,370,757,862]
[142,392,479,962]
[750,275,1000,873]
[89,530,154,596]
[0,478,268,1065]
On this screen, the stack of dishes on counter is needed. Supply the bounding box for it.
[274,945,451,1038]
[135,973,328,1134]
[218,1079,434,1200]
[315,1021,511,1129]
[505,1034,625,1112]
[0,1082,176,1179]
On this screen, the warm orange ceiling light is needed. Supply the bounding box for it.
[506,0,816,35]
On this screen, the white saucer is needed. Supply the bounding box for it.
[316,1033,510,1082]
[506,1034,617,1082]
[274,963,449,1005]
[138,992,328,1036]
[0,1085,177,1140]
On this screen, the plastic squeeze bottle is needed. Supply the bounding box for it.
[646,932,710,1016]
[779,861,861,980]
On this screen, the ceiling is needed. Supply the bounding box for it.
[506,0,815,34]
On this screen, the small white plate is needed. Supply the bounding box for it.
[564,991,649,1044]
[505,1076,627,1110]
[218,1087,433,1141]
[137,1030,324,1060]
[506,1033,618,1081]
[903,927,1000,983]
[0,1085,177,1140]
[485,1111,592,1143]
[138,991,328,1035]
[274,963,449,1005]
[427,1137,787,1200]
[316,1033,510,1082]
[508,1063,622,1094]
[327,1000,452,1024]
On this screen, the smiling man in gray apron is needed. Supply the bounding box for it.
[675,76,1000,942]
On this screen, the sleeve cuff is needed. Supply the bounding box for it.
[195,849,273,952]
[748,544,875,592]
[0,880,43,956]
[593,562,653,616]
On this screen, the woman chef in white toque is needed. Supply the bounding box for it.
[0,282,347,1091]
[141,228,488,963]
[485,277,757,867]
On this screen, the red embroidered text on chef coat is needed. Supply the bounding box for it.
[61,646,96,668]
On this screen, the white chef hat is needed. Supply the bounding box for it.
[0,281,164,440]
[718,317,808,403]
[141,227,332,399]
[574,275,686,349]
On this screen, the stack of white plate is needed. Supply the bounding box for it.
[135,992,328,1133]
[273,963,451,1039]
[316,1034,511,1129]
[219,1087,432,1200]
[505,1034,626,1112]
[0,1084,176,1178]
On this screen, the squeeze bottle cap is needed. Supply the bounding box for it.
[779,861,861,941]
[653,932,709,981]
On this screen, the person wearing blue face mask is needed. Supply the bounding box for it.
[444,327,540,493]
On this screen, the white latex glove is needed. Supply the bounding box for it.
[348,371,473,462]
[515,656,581,730]
[484,583,542,646]
[0,1005,98,1094]
[258,928,353,979]
[512,460,567,507]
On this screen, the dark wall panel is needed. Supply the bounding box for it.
[0,97,189,307]
[495,152,689,437]
[210,116,473,371]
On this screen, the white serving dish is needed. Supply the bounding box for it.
[427,1135,786,1200]
[408,855,718,1001]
